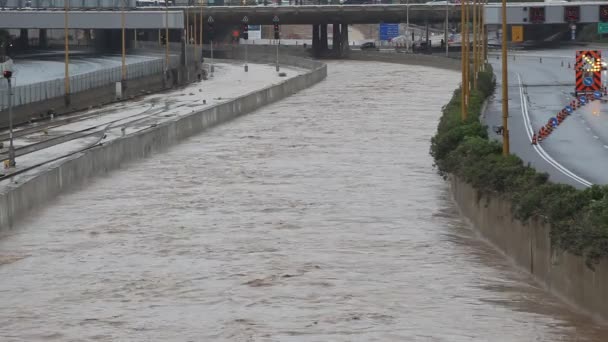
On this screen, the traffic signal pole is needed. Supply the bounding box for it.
[501,0,510,155]
[273,16,280,72]
[4,74,15,168]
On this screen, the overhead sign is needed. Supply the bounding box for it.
[599,22,608,34]
[379,23,399,41]
[511,26,523,42]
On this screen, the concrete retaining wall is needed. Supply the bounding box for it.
[0,56,327,230]
[348,50,462,71]
[450,177,608,322]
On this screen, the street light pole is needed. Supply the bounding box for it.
[6,77,14,168]
[501,0,509,155]
[460,0,467,121]
[64,0,70,106]
[406,0,410,52]
[273,16,280,72]
[473,0,478,89]
[121,0,127,88]
[445,1,449,57]
[165,0,170,72]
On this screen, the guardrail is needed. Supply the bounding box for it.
[0,56,179,111]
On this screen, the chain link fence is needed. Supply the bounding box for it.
[0,56,178,111]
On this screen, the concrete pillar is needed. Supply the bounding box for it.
[320,24,328,51]
[19,29,28,50]
[312,24,320,57]
[39,29,48,49]
[340,23,349,56]
[332,23,341,54]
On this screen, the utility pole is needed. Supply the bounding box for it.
[445,1,449,57]
[242,16,249,72]
[460,0,467,121]
[473,0,478,90]
[273,16,280,72]
[165,0,170,72]
[121,0,127,89]
[64,0,70,106]
[3,70,15,168]
[406,0,410,52]
[501,0,509,155]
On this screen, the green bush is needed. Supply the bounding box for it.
[431,64,608,267]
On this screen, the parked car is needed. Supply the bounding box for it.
[360,42,379,51]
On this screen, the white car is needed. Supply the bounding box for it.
[425,0,454,4]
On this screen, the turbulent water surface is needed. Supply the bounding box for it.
[1,61,607,341]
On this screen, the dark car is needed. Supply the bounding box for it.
[360,42,379,51]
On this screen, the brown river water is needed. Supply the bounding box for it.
[1,61,607,341]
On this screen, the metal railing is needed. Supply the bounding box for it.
[0,56,178,111]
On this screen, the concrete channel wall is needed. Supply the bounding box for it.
[0,55,327,230]
[450,177,608,323]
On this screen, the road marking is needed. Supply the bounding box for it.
[517,74,592,188]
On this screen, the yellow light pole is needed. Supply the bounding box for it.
[482,0,487,69]
[464,0,470,107]
[460,0,467,121]
[165,0,170,71]
[194,7,198,66]
[501,0,509,155]
[200,5,203,57]
[473,0,478,90]
[121,0,127,83]
[64,0,70,106]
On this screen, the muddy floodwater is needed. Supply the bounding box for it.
[1,61,607,341]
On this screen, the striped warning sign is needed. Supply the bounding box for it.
[575,50,602,93]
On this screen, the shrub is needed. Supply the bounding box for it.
[431,64,608,266]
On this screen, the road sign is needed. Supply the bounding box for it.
[208,16,214,23]
[248,25,261,40]
[594,90,603,99]
[580,95,587,104]
[273,16,279,23]
[565,105,573,113]
[511,26,523,42]
[550,117,558,127]
[242,16,249,23]
[379,23,399,41]
[599,22,608,34]
[583,76,593,86]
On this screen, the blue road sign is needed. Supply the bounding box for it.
[550,117,558,127]
[379,23,400,41]
[583,77,593,87]
[594,90,602,99]
[580,96,587,104]
[565,105,573,113]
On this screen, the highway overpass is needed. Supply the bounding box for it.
[484,1,608,25]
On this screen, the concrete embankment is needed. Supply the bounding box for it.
[347,50,461,71]
[0,55,327,230]
[450,177,608,323]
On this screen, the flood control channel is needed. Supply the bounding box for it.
[0,61,607,341]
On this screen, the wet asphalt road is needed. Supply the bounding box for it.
[485,47,608,188]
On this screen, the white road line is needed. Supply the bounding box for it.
[517,74,592,188]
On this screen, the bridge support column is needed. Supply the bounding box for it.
[312,24,320,58]
[320,24,328,51]
[340,23,349,57]
[332,23,341,56]
[39,29,48,49]
[19,29,29,50]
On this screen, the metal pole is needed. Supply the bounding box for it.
[245,42,248,72]
[121,0,126,83]
[464,0,470,105]
[473,0,478,89]
[445,1,449,57]
[406,0,410,52]
[482,0,487,69]
[276,40,280,72]
[64,0,70,106]
[211,39,214,77]
[501,0,509,155]
[460,0,467,121]
[193,8,197,68]
[7,78,14,168]
[165,0,170,71]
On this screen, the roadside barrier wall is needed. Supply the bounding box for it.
[0,55,327,230]
[450,177,608,323]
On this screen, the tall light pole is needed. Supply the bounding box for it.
[273,16,280,72]
[472,0,478,89]
[460,0,467,121]
[64,0,70,106]
[406,0,410,52]
[242,16,249,72]
[501,0,509,155]
[3,71,15,168]
[121,0,127,88]
[445,1,449,57]
[165,0,170,72]
[208,16,215,77]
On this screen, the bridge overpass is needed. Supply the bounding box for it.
[484,1,608,25]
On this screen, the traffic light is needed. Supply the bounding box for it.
[273,22,280,40]
[241,23,248,40]
[2,70,12,79]
[160,33,167,45]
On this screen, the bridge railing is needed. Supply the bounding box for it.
[0,56,179,112]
